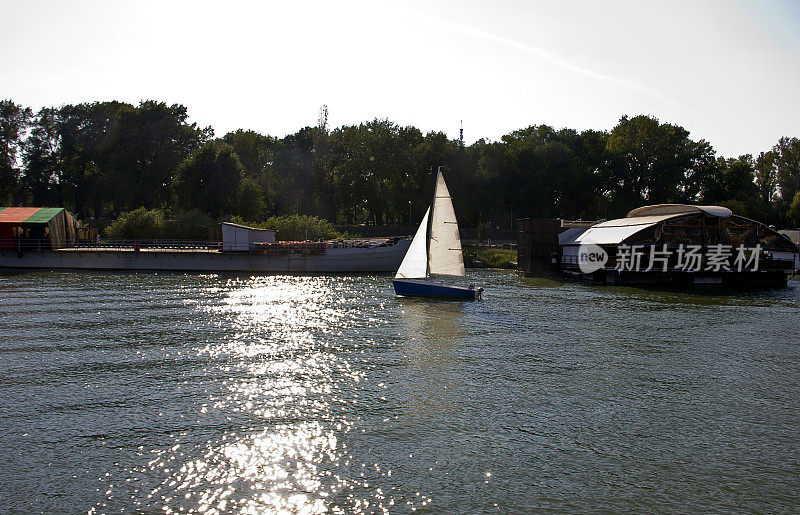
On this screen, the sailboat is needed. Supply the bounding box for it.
[393,168,483,300]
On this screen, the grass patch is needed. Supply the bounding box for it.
[464,246,517,268]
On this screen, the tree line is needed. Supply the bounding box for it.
[2,99,799,231]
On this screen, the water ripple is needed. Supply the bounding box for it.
[0,271,798,512]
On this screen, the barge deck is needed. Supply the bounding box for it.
[0,239,410,273]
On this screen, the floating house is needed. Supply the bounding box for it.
[220,222,276,251]
[0,207,77,251]
[519,204,799,288]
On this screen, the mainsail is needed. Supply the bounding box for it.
[428,171,466,277]
[394,208,430,279]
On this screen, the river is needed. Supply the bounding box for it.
[0,270,798,513]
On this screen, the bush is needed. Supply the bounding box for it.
[236,214,344,241]
[105,207,165,239]
[163,209,217,240]
[464,246,517,268]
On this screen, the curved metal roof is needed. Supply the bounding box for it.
[559,205,797,251]
[573,224,652,245]
[568,214,679,244]
[563,205,734,245]
[592,214,682,228]
[627,204,732,218]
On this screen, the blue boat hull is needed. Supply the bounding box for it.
[392,279,479,300]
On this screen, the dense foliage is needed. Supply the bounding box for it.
[237,214,344,242]
[104,207,166,239]
[2,99,800,232]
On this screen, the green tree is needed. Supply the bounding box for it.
[498,125,605,220]
[501,125,568,218]
[21,107,61,206]
[222,130,277,217]
[173,140,244,217]
[57,101,130,217]
[605,115,701,215]
[271,127,316,216]
[6,94,791,229]
[753,150,782,223]
[682,139,718,203]
[104,100,211,212]
[48,100,210,218]
[236,176,268,221]
[571,129,609,217]
[312,105,335,220]
[0,99,32,204]
[773,137,800,204]
[222,130,276,179]
[788,191,800,226]
[715,155,759,217]
[755,150,778,204]
[328,119,424,225]
[461,138,505,227]
[722,155,758,200]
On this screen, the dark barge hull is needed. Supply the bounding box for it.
[561,269,793,289]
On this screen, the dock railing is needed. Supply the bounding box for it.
[2,237,408,253]
[0,238,221,252]
[91,239,220,250]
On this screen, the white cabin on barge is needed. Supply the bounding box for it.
[221,222,276,251]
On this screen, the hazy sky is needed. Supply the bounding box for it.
[2,0,799,158]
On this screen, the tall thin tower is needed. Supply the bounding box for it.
[459,120,464,148]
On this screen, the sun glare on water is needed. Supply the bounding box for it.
[110,275,386,513]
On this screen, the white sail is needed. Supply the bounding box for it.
[395,208,430,279]
[428,171,466,277]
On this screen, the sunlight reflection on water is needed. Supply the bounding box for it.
[172,277,347,513]
[119,275,396,514]
[6,271,796,513]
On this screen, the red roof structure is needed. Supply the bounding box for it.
[0,207,77,250]
[0,207,42,223]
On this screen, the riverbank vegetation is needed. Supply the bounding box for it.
[238,214,345,242]
[2,99,800,237]
[464,246,518,269]
[105,209,345,242]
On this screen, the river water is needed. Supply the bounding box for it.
[0,270,798,513]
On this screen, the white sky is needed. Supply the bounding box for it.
[2,0,799,158]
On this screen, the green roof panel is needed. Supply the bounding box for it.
[24,207,63,223]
